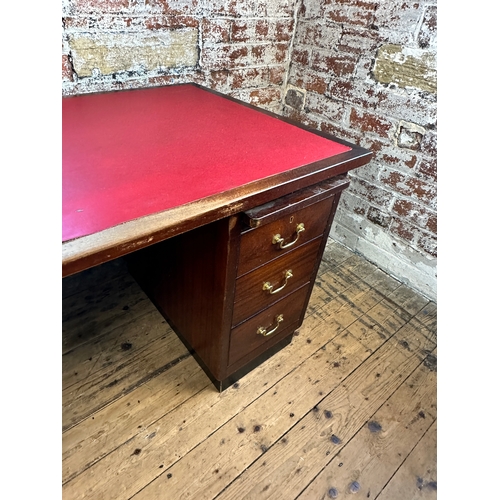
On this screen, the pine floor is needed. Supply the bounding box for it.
[62,238,437,500]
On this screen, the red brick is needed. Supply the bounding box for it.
[296,22,341,49]
[326,0,378,27]
[269,66,286,85]
[417,232,437,257]
[303,74,328,94]
[249,87,282,107]
[379,169,406,190]
[299,1,324,19]
[391,215,437,256]
[190,71,207,85]
[274,44,288,63]
[74,0,129,13]
[360,136,390,155]
[206,69,229,88]
[420,131,437,158]
[62,54,73,82]
[201,18,230,43]
[381,152,418,170]
[380,169,436,206]
[205,0,260,17]
[327,78,355,102]
[353,203,367,216]
[275,19,294,42]
[64,15,136,29]
[283,108,322,131]
[311,51,357,76]
[291,48,310,66]
[255,20,269,38]
[62,17,86,29]
[283,106,306,124]
[418,6,437,48]
[295,23,319,45]
[232,20,250,42]
[145,15,198,30]
[393,199,437,233]
[327,78,387,110]
[305,94,344,122]
[145,0,199,15]
[230,67,268,89]
[228,46,249,61]
[418,158,437,182]
[349,108,394,136]
[403,177,436,206]
[338,26,383,54]
[320,121,362,144]
[390,218,416,243]
[251,43,288,66]
[251,45,265,60]
[202,45,249,69]
[349,177,393,208]
[375,1,422,33]
[147,74,186,87]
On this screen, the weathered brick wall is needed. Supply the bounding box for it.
[283,0,437,300]
[62,0,298,113]
[62,0,437,300]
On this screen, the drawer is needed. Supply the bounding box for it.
[228,283,310,368]
[232,237,322,326]
[237,196,335,277]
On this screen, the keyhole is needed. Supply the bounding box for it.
[290,215,294,223]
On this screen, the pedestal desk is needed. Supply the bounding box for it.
[62,84,372,391]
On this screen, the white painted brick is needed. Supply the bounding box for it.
[330,215,437,301]
[68,29,199,77]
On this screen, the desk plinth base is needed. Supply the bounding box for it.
[172,327,294,392]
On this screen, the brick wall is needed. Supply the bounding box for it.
[284,0,437,300]
[62,0,298,113]
[62,0,437,300]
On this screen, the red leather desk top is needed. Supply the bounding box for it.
[63,84,351,242]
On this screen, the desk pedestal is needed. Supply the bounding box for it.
[127,176,350,391]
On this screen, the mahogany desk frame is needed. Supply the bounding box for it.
[63,84,372,390]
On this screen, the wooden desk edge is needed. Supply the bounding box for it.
[62,144,372,278]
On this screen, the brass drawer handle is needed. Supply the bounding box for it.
[263,270,293,295]
[272,223,305,249]
[257,314,284,337]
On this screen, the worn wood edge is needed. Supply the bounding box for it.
[62,150,371,278]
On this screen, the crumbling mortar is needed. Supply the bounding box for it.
[196,16,203,65]
[66,52,77,81]
[413,7,427,45]
[280,0,302,114]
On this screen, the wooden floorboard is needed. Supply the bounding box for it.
[62,239,437,500]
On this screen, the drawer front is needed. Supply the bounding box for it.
[237,196,334,277]
[232,237,322,327]
[228,284,310,368]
